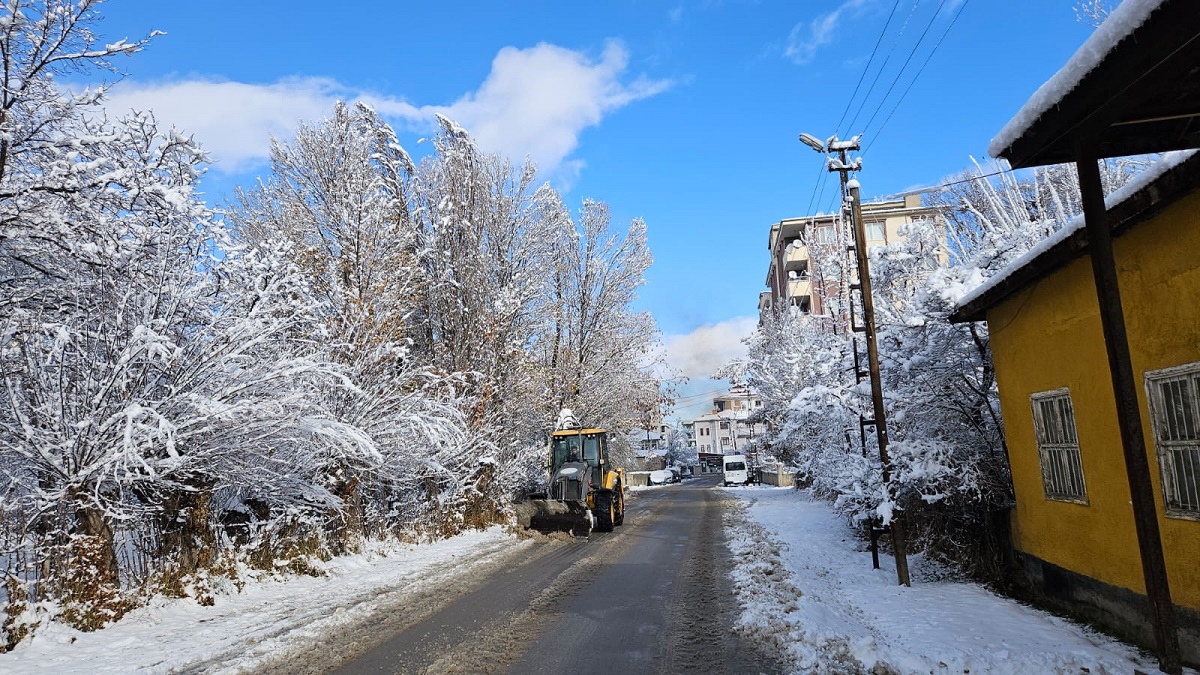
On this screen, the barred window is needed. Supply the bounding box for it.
[1145,364,1200,518]
[1030,389,1088,503]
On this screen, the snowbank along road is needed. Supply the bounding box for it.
[272,475,781,675]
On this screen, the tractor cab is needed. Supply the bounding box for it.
[546,427,607,502]
[550,428,607,475]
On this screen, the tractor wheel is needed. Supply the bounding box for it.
[595,490,616,532]
[614,484,625,526]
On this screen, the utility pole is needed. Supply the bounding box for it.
[800,132,911,587]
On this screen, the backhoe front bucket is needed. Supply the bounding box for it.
[518,499,593,536]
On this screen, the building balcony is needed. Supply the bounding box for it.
[787,277,812,300]
[783,243,809,271]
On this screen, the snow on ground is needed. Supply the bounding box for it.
[725,486,1170,675]
[1,527,524,674]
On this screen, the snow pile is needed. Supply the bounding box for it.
[0,528,521,674]
[726,488,1163,675]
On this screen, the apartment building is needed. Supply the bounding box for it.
[690,386,767,473]
[761,194,941,327]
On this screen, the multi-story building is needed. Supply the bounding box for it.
[761,194,941,327]
[690,386,767,473]
[681,420,696,449]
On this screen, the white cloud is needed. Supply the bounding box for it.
[785,0,871,65]
[429,41,671,179]
[661,316,758,382]
[99,41,670,177]
[101,77,417,174]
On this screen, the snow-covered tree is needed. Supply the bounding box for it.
[229,104,478,544]
[744,155,1157,577]
[0,1,667,643]
[533,198,665,468]
[402,117,567,507]
[0,1,393,632]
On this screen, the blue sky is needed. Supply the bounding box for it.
[88,0,1096,420]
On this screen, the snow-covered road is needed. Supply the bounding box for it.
[3,484,1184,674]
[0,529,527,674]
[725,485,1171,674]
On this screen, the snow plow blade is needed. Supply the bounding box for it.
[517,499,593,536]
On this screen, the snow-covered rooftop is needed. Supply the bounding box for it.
[956,149,1197,313]
[988,0,1163,158]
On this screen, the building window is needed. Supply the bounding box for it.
[719,421,729,430]
[810,225,835,244]
[865,221,885,241]
[1030,389,1087,503]
[1145,363,1200,518]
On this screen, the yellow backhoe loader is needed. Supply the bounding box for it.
[519,411,626,537]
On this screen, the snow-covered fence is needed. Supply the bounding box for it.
[756,466,798,487]
[626,471,651,487]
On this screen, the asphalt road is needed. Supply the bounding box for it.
[297,475,780,675]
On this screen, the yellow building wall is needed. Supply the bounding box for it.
[987,187,1200,610]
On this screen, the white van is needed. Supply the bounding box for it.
[723,454,749,487]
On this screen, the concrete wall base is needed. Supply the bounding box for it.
[1017,552,1199,667]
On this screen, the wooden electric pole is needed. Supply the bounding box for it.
[821,134,911,587]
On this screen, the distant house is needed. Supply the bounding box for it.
[628,428,666,472]
[950,1,1200,669]
[681,420,696,449]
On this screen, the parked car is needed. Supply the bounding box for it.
[648,469,674,485]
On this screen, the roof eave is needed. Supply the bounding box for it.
[993,0,1200,169]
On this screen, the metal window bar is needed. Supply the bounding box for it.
[1032,390,1087,501]
[1149,373,1200,514]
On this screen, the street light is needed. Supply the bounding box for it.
[798,132,825,153]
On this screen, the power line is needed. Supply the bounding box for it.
[801,0,949,221]
[931,167,1005,189]
[803,157,828,218]
[847,0,921,134]
[864,0,970,155]
[834,0,901,137]
[801,1,913,221]
[858,0,950,138]
[672,387,730,404]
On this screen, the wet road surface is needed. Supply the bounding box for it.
[273,476,780,675]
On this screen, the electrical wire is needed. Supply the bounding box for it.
[672,388,731,404]
[924,167,1006,191]
[805,1,913,219]
[846,0,922,135]
[801,0,964,223]
[802,158,828,218]
[834,0,902,137]
[858,0,950,138]
[864,0,971,156]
